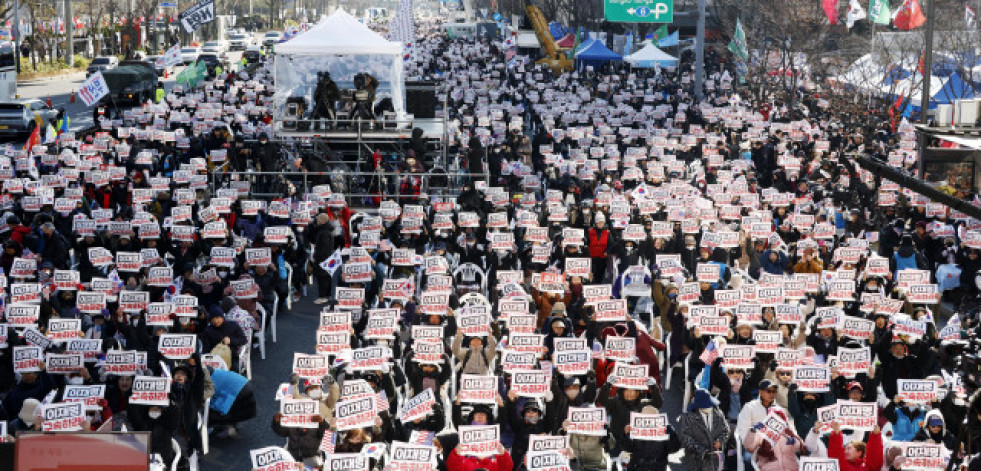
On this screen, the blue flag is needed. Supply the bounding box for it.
[658,30,679,48]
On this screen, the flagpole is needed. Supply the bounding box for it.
[867,22,876,109]
[919,0,936,124]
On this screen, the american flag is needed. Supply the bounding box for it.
[409,430,434,446]
[319,430,336,454]
[699,340,718,365]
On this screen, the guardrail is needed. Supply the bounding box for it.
[215,169,489,207]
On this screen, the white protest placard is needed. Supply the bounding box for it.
[41,402,85,432]
[629,412,669,441]
[604,336,636,362]
[78,71,110,106]
[458,425,500,458]
[458,374,498,404]
[793,365,831,392]
[349,346,390,371]
[335,396,379,431]
[899,442,947,471]
[292,353,330,379]
[759,410,789,446]
[387,442,437,470]
[279,399,319,428]
[526,451,571,471]
[800,457,840,471]
[566,407,607,436]
[594,299,628,322]
[323,454,369,471]
[721,345,755,370]
[839,317,874,341]
[6,304,39,326]
[836,400,877,431]
[158,334,196,359]
[457,305,492,336]
[897,379,939,404]
[63,384,106,411]
[553,349,591,376]
[836,347,871,377]
[44,353,83,374]
[612,363,649,390]
[753,331,782,353]
[364,309,399,339]
[47,318,82,343]
[130,375,171,406]
[250,446,296,471]
[13,345,42,372]
[511,370,550,398]
[399,389,436,422]
[103,350,140,376]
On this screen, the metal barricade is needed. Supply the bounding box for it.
[214,169,489,208]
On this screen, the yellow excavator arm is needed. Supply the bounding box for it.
[525,1,572,74]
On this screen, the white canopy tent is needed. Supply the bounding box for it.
[624,43,678,68]
[274,9,406,119]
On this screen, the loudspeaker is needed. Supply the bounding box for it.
[405,81,437,119]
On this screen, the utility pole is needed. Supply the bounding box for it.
[13,0,20,73]
[65,0,73,67]
[694,0,706,100]
[920,0,936,125]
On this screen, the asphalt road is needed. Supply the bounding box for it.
[11,50,244,140]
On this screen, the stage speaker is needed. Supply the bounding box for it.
[405,81,437,119]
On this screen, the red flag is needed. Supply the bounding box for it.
[894,0,927,30]
[23,123,39,151]
[916,51,925,74]
[823,0,840,24]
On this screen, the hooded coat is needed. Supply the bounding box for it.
[912,409,958,451]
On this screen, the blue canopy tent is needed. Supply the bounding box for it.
[574,39,622,70]
[884,71,978,111]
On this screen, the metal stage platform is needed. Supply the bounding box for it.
[275,117,447,143]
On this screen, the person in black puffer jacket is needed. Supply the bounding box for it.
[621,405,681,471]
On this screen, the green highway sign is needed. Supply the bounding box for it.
[604,0,674,23]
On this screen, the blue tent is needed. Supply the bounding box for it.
[574,39,622,70]
[935,72,977,105]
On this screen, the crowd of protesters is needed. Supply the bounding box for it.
[0,13,980,471]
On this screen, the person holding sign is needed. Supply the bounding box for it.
[744,409,808,471]
[271,409,329,466]
[598,364,663,457]
[883,394,927,442]
[620,405,681,471]
[828,421,883,471]
[446,441,513,471]
[129,403,180,466]
[503,390,549,469]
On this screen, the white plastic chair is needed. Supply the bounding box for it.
[664,332,674,389]
[169,438,182,471]
[200,397,211,455]
[254,304,269,360]
[238,344,252,380]
[270,292,280,343]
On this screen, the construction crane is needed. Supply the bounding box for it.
[525,0,572,74]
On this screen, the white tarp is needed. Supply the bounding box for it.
[274,8,406,118]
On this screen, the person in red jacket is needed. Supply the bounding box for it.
[446,442,513,471]
[587,213,610,283]
[828,421,883,471]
